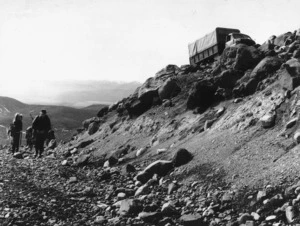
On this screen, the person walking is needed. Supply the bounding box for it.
[10,113,23,154]
[32,109,51,158]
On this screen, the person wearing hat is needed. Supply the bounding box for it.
[32,109,52,158]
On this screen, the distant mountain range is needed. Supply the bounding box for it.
[1,80,141,108]
[0,96,107,144]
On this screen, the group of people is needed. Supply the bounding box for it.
[8,109,52,158]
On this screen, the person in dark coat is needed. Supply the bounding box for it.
[32,109,51,158]
[10,113,23,154]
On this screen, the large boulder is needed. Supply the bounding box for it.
[279,58,300,90]
[243,56,283,94]
[220,44,263,71]
[158,78,181,100]
[186,79,217,110]
[82,117,98,130]
[125,98,151,118]
[97,106,109,117]
[88,121,100,135]
[136,160,174,184]
[172,148,193,167]
[138,88,159,107]
[155,64,179,79]
[214,69,243,89]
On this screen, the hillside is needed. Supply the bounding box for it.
[2,30,300,226]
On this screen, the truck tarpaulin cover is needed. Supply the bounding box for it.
[188,30,217,57]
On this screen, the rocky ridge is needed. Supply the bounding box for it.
[1,31,300,225]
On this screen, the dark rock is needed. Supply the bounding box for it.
[99,171,111,181]
[283,58,300,77]
[186,80,217,110]
[119,199,142,216]
[125,98,152,118]
[82,117,98,130]
[158,78,181,100]
[126,164,136,173]
[236,56,283,96]
[13,152,23,159]
[88,121,100,135]
[97,106,109,117]
[138,88,159,107]
[214,69,243,89]
[293,49,300,58]
[136,160,174,184]
[77,139,94,149]
[108,155,118,166]
[172,148,193,167]
[286,117,298,129]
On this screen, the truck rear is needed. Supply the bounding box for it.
[188,27,249,66]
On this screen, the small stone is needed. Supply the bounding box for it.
[251,212,260,221]
[138,212,161,223]
[103,160,110,168]
[285,206,295,223]
[168,182,177,195]
[70,148,77,154]
[117,192,126,200]
[68,177,77,183]
[94,216,106,224]
[216,107,225,117]
[233,98,243,103]
[260,113,276,128]
[245,220,255,226]
[238,213,253,224]
[286,118,298,129]
[265,215,276,221]
[294,131,300,144]
[61,160,68,166]
[257,190,266,201]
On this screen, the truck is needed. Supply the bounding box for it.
[188,27,255,66]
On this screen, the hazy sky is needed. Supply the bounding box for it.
[0,0,299,102]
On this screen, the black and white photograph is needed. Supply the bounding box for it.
[0,0,300,225]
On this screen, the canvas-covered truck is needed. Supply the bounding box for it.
[188,27,255,66]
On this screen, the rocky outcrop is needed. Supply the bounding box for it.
[97,106,109,117]
[186,80,217,110]
[158,78,181,100]
[220,44,263,71]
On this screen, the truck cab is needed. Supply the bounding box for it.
[225,33,255,47]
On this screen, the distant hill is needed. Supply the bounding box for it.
[0,96,104,144]
[2,80,141,107]
[81,104,108,112]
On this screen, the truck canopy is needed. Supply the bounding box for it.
[188,27,240,58]
[188,30,217,57]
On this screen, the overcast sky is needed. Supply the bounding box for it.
[0,0,299,102]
